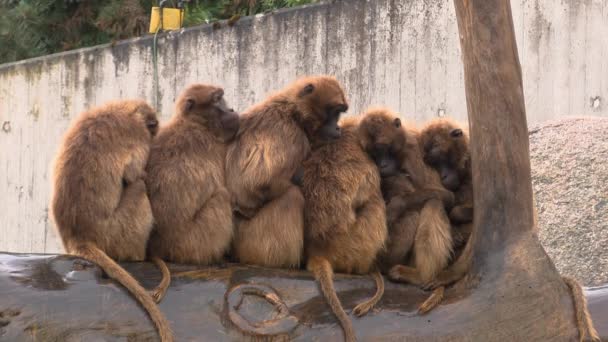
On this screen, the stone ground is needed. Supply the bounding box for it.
[530,116,608,286]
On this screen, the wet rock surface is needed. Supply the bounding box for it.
[530,116,608,286]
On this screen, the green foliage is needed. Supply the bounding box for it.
[0,0,315,65]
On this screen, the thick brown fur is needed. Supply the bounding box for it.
[303,116,388,342]
[410,118,474,295]
[50,100,173,342]
[356,110,452,290]
[562,277,601,342]
[226,75,348,268]
[146,84,239,270]
[360,109,454,278]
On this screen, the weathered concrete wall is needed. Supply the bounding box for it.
[1,0,607,253]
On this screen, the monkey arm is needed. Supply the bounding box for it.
[449,204,474,224]
[387,188,454,217]
[123,153,147,185]
[235,177,294,219]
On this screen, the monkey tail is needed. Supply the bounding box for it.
[353,270,384,317]
[150,256,171,303]
[418,286,445,315]
[225,283,299,336]
[308,256,357,342]
[416,199,453,282]
[74,243,174,342]
[562,276,600,342]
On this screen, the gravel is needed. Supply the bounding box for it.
[530,116,608,286]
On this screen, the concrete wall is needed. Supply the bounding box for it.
[1,0,606,253]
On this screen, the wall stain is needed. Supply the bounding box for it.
[28,105,40,121]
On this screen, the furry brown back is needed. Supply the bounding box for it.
[146,84,236,265]
[50,100,173,341]
[304,118,387,273]
[303,117,387,342]
[51,100,155,259]
[226,75,348,268]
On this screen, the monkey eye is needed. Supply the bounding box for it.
[450,128,463,138]
[393,118,401,128]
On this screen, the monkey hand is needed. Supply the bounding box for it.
[234,205,258,219]
[449,205,473,224]
[386,197,406,224]
[387,265,409,283]
[438,189,455,209]
[123,158,146,185]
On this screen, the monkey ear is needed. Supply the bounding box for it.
[184,98,195,112]
[212,89,224,103]
[450,128,463,138]
[298,84,315,97]
[393,118,401,128]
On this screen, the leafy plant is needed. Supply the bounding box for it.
[0,0,316,64]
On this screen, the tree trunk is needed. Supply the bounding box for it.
[0,253,606,341]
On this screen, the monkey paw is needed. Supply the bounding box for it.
[387,265,407,282]
[352,302,374,317]
[421,281,439,291]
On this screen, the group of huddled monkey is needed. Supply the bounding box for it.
[49,75,479,342]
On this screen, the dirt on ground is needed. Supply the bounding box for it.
[530,116,608,286]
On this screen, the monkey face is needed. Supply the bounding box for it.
[317,103,348,140]
[144,114,159,137]
[360,109,407,173]
[424,141,461,191]
[179,84,240,142]
[294,76,348,140]
[132,102,159,137]
[369,144,400,177]
[211,92,240,142]
[422,125,468,191]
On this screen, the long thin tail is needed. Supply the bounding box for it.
[418,286,445,315]
[308,256,356,342]
[353,271,384,317]
[562,276,600,342]
[75,243,174,342]
[150,256,171,303]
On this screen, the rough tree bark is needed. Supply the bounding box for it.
[0,0,602,341]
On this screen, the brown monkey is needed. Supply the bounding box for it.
[418,121,600,338]
[420,118,473,248]
[356,109,453,315]
[50,100,173,342]
[400,118,474,297]
[360,109,454,272]
[146,84,239,272]
[226,75,348,268]
[303,114,388,342]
